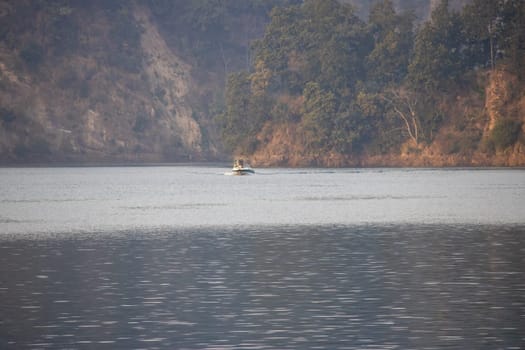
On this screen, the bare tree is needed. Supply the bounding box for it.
[380,87,421,145]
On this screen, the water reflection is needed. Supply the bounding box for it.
[1,224,524,349]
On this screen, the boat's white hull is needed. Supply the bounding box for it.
[231,168,255,175]
[224,167,255,176]
[226,159,255,175]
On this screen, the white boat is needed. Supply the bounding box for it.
[229,159,255,175]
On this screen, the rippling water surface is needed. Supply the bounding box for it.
[1,166,525,349]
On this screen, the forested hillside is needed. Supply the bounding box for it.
[219,0,525,166]
[0,0,523,166]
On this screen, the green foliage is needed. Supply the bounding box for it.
[494,0,525,76]
[490,119,522,151]
[462,0,525,73]
[461,0,498,68]
[218,68,276,153]
[408,0,466,92]
[366,0,414,85]
[254,0,367,93]
[224,0,464,156]
[226,0,379,154]
[217,72,254,152]
[204,0,525,159]
[440,130,481,156]
[302,82,336,149]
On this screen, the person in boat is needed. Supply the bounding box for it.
[235,159,244,168]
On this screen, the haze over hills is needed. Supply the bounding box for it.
[344,0,469,20]
[0,0,523,166]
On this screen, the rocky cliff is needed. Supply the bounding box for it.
[0,1,219,163]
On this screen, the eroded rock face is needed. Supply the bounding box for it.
[0,2,213,163]
[134,5,202,157]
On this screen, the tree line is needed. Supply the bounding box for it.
[218,0,525,157]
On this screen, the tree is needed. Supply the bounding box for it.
[219,72,252,151]
[407,0,465,92]
[220,69,273,153]
[252,0,368,94]
[491,119,522,151]
[497,0,525,75]
[380,86,442,145]
[366,0,414,85]
[301,0,368,92]
[381,87,421,144]
[302,82,336,150]
[462,0,500,69]
[463,0,525,73]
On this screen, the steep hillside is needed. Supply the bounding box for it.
[220,0,525,167]
[0,1,211,163]
[1,0,523,167]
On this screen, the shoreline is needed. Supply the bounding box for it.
[1,161,524,169]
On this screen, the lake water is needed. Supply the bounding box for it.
[1,166,525,349]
